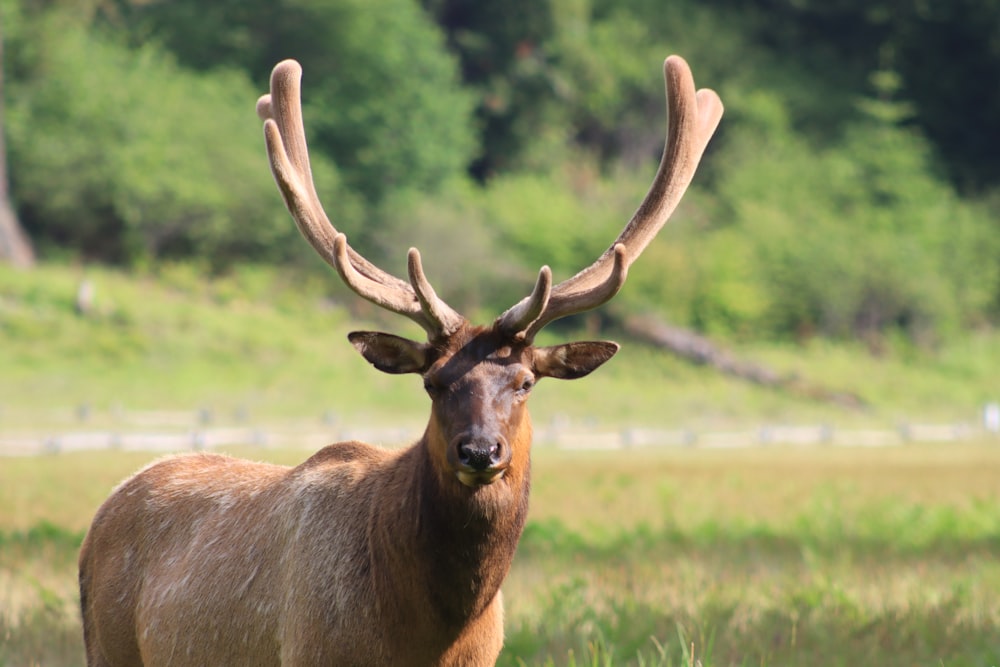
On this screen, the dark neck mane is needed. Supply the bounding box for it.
[372,437,531,630]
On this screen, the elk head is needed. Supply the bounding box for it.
[256,56,723,489]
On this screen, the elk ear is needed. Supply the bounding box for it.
[348,331,432,375]
[533,341,620,380]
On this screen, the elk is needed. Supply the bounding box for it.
[78,55,722,666]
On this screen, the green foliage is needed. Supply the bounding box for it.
[4,8,350,266]
[704,95,1000,341]
[289,0,476,205]
[366,180,529,317]
[550,0,754,165]
[424,0,565,175]
[367,161,672,321]
[0,521,82,551]
[482,169,613,278]
[709,0,1000,193]
[121,0,477,206]
[3,0,1000,343]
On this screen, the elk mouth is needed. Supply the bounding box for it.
[450,433,511,487]
[456,467,507,488]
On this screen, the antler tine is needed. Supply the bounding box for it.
[258,60,464,338]
[498,55,723,340]
[495,266,554,340]
[407,248,465,336]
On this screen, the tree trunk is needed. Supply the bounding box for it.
[0,23,35,268]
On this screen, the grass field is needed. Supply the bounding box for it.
[2,263,1000,664]
[2,442,999,666]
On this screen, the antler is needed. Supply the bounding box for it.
[257,60,464,338]
[496,55,724,341]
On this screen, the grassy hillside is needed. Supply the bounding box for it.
[1,263,998,433]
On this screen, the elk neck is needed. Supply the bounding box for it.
[369,360,534,628]
[413,424,532,624]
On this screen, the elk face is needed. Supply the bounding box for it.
[349,327,618,488]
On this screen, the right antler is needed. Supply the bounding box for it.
[496,56,723,341]
[257,60,465,339]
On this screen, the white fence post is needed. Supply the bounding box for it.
[985,402,1000,435]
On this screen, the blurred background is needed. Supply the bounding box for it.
[0,0,1000,430]
[1,0,998,433]
[1,2,999,664]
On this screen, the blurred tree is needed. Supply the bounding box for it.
[119,0,476,210]
[422,0,564,177]
[0,17,35,267]
[705,85,1000,343]
[704,0,1000,192]
[4,8,346,265]
[2,0,998,338]
[891,0,1000,193]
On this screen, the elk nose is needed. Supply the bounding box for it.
[456,437,506,471]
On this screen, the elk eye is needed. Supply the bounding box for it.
[518,377,535,393]
[423,379,441,397]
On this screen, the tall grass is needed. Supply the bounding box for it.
[2,444,998,666]
[501,445,1000,666]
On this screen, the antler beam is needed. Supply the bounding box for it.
[496,55,723,340]
[257,60,464,338]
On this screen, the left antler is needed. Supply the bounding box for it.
[257,60,465,338]
[496,55,723,341]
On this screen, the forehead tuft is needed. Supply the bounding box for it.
[429,329,531,381]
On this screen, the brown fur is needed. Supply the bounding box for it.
[80,441,528,666]
[78,325,606,667]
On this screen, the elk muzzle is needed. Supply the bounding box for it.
[449,431,512,487]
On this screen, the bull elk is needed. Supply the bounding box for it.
[79,55,722,666]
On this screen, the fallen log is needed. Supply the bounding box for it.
[620,313,867,409]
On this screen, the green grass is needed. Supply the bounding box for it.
[502,445,1000,666]
[1,262,998,432]
[2,444,1000,666]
